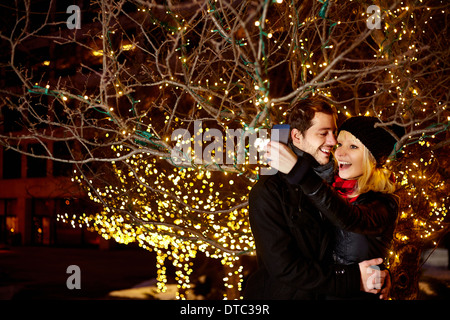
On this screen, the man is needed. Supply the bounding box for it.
[243,98,388,300]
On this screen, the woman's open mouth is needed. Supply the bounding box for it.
[338,161,352,170]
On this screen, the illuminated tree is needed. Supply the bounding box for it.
[0,0,448,299]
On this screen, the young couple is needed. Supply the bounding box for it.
[244,98,404,300]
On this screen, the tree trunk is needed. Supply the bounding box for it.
[389,244,422,300]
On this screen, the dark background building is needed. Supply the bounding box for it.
[0,0,112,248]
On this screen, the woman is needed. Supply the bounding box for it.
[266,116,404,299]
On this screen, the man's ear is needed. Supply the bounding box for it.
[291,128,302,144]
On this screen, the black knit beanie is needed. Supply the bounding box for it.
[338,116,405,165]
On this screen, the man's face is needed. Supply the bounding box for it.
[292,112,337,165]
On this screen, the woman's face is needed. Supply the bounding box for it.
[334,130,365,180]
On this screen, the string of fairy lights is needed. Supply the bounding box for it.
[23,0,448,299]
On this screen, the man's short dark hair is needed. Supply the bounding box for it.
[287,98,337,139]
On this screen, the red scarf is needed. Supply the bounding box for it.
[332,175,359,203]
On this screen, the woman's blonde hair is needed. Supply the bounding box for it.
[350,147,396,197]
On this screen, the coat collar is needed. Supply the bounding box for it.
[288,142,336,184]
